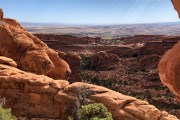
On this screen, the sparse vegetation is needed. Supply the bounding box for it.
[77,103,113,120]
[80,54,180,118]
[0,98,16,120]
[68,86,112,120]
[100,39,122,45]
[0,105,16,120]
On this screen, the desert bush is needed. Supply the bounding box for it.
[67,86,94,120]
[0,105,16,120]
[0,98,16,120]
[67,86,112,120]
[77,103,113,120]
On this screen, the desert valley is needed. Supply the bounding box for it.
[33,33,180,118]
[0,17,179,120]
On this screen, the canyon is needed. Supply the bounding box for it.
[35,33,180,119]
[0,17,179,120]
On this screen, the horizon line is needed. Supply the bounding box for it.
[20,21,180,26]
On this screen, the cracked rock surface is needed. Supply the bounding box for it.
[0,63,177,120]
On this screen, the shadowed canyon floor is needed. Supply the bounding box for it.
[35,34,180,118]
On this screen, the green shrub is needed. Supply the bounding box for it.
[0,105,16,120]
[77,103,113,120]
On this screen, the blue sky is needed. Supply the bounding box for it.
[0,0,179,24]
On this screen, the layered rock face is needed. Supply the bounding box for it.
[0,56,17,67]
[0,19,71,80]
[0,61,68,119]
[0,57,177,120]
[34,34,102,53]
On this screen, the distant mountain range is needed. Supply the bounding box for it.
[21,22,70,27]
[21,22,180,38]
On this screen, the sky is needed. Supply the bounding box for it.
[0,0,179,25]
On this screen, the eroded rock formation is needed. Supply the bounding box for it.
[89,51,119,70]
[158,0,180,102]
[159,42,180,102]
[0,62,67,119]
[0,56,17,67]
[58,52,82,83]
[0,59,177,120]
[0,19,71,80]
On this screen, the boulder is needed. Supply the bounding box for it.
[0,19,71,80]
[51,80,69,89]
[159,42,180,102]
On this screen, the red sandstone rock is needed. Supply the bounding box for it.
[158,0,180,103]
[0,56,17,67]
[0,19,71,80]
[172,0,180,17]
[159,42,180,102]
[55,82,178,120]
[0,62,177,119]
[58,51,82,83]
[0,64,65,118]
[62,52,82,83]
[51,80,69,89]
